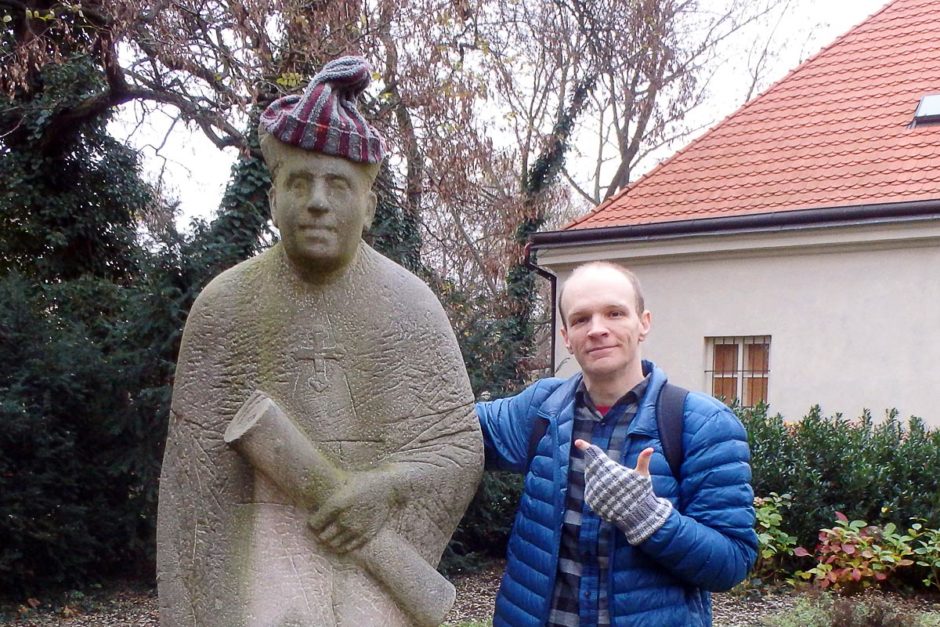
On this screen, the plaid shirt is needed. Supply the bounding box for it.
[546,376,650,627]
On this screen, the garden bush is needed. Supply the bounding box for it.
[910,521,940,592]
[740,404,940,575]
[0,275,153,595]
[751,492,798,586]
[440,471,523,574]
[792,512,916,593]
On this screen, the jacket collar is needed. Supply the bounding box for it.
[538,372,583,419]
[550,360,668,435]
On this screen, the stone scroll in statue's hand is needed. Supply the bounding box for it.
[223,391,456,627]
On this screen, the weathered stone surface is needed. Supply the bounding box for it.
[156,240,484,626]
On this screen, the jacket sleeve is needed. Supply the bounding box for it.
[476,379,564,474]
[637,398,758,591]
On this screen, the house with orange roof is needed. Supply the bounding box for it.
[529,0,940,425]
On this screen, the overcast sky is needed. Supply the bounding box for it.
[109,0,891,230]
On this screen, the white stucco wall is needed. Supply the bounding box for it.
[538,219,940,427]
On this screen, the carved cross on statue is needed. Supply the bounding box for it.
[295,327,347,392]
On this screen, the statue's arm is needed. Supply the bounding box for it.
[157,284,247,626]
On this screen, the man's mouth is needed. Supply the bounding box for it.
[297,225,337,239]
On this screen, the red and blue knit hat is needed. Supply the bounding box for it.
[260,56,387,164]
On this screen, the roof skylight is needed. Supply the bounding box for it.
[912,94,940,126]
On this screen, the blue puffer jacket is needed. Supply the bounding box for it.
[477,361,757,627]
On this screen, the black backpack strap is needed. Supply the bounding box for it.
[656,383,689,480]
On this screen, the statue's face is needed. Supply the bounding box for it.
[270,148,377,275]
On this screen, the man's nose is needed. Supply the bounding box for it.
[306,179,330,212]
[587,316,608,336]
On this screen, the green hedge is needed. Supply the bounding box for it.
[741,405,940,560]
[440,471,523,574]
[0,275,160,595]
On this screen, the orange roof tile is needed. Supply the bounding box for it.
[566,0,940,231]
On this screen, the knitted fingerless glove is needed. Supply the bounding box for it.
[582,444,673,545]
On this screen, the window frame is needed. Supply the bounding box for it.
[704,335,771,407]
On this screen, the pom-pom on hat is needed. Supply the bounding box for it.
[260,56,386,164]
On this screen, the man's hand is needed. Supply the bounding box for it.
[308,470,402,554]
[573,439,672,545]
[576,439,654,476]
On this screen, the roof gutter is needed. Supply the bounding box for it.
[529,199,940,249]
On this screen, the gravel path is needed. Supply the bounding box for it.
[3,562,939,626]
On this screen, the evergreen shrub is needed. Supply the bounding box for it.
[440,471,523,574]
[0,275,146,594]
[740,404,940,580]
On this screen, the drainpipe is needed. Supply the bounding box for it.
[523,242,558,374]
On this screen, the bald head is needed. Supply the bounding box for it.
[558,262,646,328]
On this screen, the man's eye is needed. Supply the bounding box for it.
[326,175,350,191]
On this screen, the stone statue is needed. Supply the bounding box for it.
[156,56,484,627]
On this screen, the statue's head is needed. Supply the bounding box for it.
[259,56,386,277]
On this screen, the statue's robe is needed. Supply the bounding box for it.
[156,243,483,626]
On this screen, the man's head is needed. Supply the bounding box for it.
[558,262,645,326]
[262,136,378,274]
[558,262,651,385]
[258,56,386,276]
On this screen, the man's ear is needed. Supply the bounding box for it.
[560,324,571,353]
[362,190,377,232]
[638,310,652,341]
[268,187,279,229]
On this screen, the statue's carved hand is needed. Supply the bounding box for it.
[307,470,400,554]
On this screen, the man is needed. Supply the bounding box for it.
[157,57,482,627]
[477,261,757,626]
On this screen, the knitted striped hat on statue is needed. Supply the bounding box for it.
[260,56,386,164]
